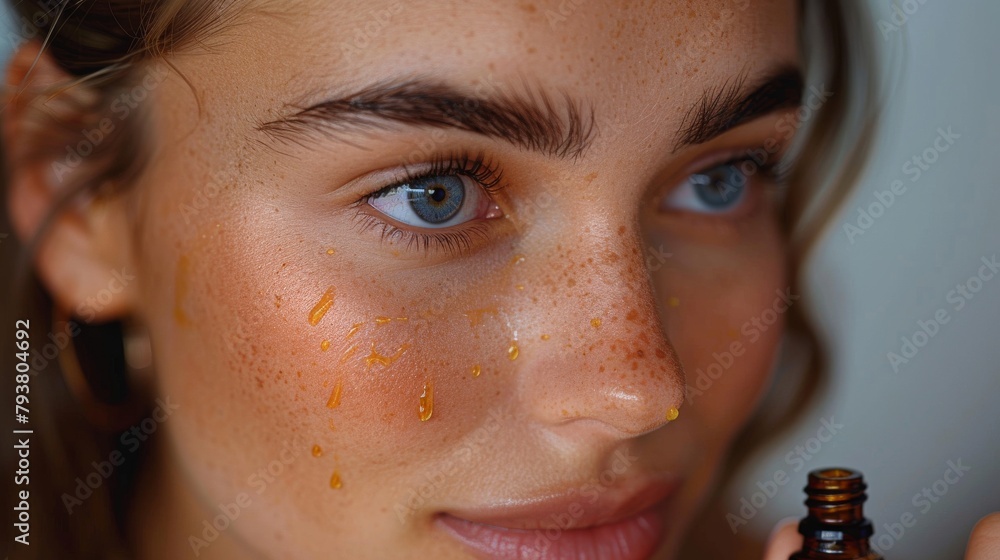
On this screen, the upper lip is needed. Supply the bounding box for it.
[440,473,680,531]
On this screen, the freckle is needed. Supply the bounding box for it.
[590,318,602,328]
[727,328,740,339]
[471,364,481,378]
[346,323,362,339]
[311,444,323,457]
[326,380,342,408]
[418,381,434,421]
[631,362,638,370]
[309,287,336,326]
[636,349,645,358]
[626,308,639,322]
[326,248,335,255]
[507,341,519,360]
[320,340,330,351]
[567,278,576,287]
[618,225,626,235]
[540,334,550,341]
[666,407,680,421]
[561,409,569,416]
[274,294,282,309]
[464,307,498,327]
[599,365,605,372]
[329,471,343,489]
[668,296,680,307]
[655,348,667,359]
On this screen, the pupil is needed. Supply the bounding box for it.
[428,186,447,203]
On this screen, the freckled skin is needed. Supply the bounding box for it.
[121,1,798,559]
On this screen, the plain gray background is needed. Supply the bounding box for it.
[1,1,996,558]
[727,1,1000,558]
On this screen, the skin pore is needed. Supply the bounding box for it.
[10,0,803,558]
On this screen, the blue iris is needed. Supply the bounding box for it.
[405,175,466,224]
[689,162,747,209]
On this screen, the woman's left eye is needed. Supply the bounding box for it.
[367,174,502,228]
[660,160,755,214]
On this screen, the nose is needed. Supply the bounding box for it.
[510,219,687,439]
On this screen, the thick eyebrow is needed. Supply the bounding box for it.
[256,78,596,159]
[673,66,804,150]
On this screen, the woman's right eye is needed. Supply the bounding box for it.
[659,159,760,215]
[367,173,503,229]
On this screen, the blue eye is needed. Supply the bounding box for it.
[662,161,751,214]
[368,174,500,228]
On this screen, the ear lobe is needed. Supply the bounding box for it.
[4,41,138,323]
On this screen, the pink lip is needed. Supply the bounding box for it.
[435,476,678,560]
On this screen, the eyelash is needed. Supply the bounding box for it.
[351,148,791,255]
[352,152,507,256]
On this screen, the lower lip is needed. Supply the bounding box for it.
[436,506,666,560]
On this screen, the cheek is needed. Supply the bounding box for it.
[140,204,521,492]
[650,221,787,443]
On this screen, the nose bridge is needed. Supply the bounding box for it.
[511,218,686,439]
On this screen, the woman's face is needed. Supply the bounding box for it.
[128,0,800,557]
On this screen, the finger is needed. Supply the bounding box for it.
[965,512,1000,560]
[763,518,802,560]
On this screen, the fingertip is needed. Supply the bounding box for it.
[763,518,802,560]
[965,512,1000,560]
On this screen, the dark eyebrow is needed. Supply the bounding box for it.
[673,66,804,150]
[257,78,596,159]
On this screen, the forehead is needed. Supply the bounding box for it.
[171,0,799,150]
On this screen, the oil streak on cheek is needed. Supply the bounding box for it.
[418,381,433,421]
[308,287,336,326]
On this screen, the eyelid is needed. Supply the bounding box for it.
[347,151,510,257]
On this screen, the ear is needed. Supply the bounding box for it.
[4,41,138,323]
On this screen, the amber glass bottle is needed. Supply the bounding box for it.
[789,468,884,559]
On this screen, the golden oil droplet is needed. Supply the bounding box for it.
[329,471,343,489]
[395,316,409,322]
[666,407,680,421]
[346,323,362,339]
[374,316,392,325]
[590,318,602,328]
[667,296,680,307]
[540,334,551,341]
[508,341,519,360]
[418,381,434,421]
[516,284,525,290]
[308,287,336,326]
[340,345,358,363]
[471,364,481,377]
[510,254,526,266]
[326,380,342,409]
[326,248,335,255]
[311,444,323,457]
[320,340,331,352]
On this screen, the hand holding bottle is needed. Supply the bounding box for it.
[762,508,1000,559]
